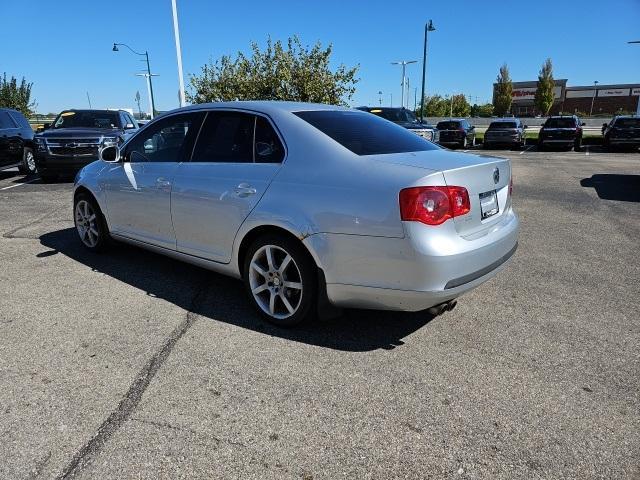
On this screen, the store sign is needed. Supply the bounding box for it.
[566,90,595,98]
[632,88,640,96]
[511,86,562,101]
[599,88,630,97]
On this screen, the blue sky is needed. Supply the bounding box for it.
[1,0,639,114]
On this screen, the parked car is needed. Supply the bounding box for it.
[436,119,476,148]
[602,116,640,151]
[34,109,139,182]
[73,102,518,327]
[356,107,439,142]
[538,115,584,152]
[0,108,37,175]
[483,118,527,150]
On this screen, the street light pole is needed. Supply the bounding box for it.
[420,20,436,123]
[378,91,383,106]
[391,60,417,109]
[589,80,599,117]
[171,0,186,107]
[113,42,157,118]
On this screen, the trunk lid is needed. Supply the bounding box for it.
[374,149,511,236]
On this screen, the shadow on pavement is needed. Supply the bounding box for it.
[580,174,640,203]
[39,228,436,352]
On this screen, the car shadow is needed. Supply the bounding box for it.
[39,228,437,352]
[580,174,640,203]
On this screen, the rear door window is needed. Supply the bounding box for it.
[191,111,255,163]
[254,116,285,163]
[294,110,437,155]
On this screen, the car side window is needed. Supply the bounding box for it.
[125,112,202,163]
[0,111,18,129]
[191,111,255,163]
[254,116,284,163]
[125,113,136,128]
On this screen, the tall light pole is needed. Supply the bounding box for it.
[629,41,640,115]
[589,80,599,117]
[420,20,436,123]
[171,0,186,107]
[378,91,383,106]
[113,42,157,118]
[391,60,417,109]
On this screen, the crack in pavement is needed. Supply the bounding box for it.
[2,208,66,239]
[54,283,209,479]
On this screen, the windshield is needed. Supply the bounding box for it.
[615,118,640,128]
[544,118,576,128]
[368,109,417,123]
[294,110,438,155]
[53,111,120,129]
[436,121,461,130]
[489,122,517,129]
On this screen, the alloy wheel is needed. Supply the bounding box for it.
[248,244,303,320]
[75,200,99,248]
[25,150,36,173]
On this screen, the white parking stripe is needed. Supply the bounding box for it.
[519,146,533,155]
[462,150,469,153]
[0,178,40,191]
[585,146,590,156]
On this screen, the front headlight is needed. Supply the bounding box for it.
[102,136,119,147]
[34,137,47,151]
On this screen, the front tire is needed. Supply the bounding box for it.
[243,234,317,327]
[74,193,110,252]
[18,147,37,175]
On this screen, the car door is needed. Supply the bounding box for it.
[0,110,22,167]
[171,111,284,263]
[101,111,204,250]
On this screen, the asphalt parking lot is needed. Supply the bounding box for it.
[1,147,639,479]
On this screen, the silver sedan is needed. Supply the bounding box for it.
[73,102,518,326]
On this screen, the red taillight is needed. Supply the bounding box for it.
[399,186,470,226]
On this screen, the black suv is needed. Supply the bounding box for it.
[435,119,475,149]
[34,109,138,182]
[0,108,37,175]
[538,115,584,152]
[483,118,527,150]
[356,107,440,143]
[602,116,640,151]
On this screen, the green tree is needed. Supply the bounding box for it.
[417,94,448,117]
[188,36,359,105]
[477,103,494,117]
[0,73,36,117]
[493,64,512,116]
[450,94,471,117]
[534,58,555,116]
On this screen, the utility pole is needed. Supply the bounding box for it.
[113,42,157,118]
[589,80,599,117]
[391,60,417,109]
[86,92,92,109]
[420,20,436,123]
[171,0,186,107]
[390,93,393,107]
[378,91,383,106]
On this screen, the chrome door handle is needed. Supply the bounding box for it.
[156,177,171,188]
[235,183,257,197]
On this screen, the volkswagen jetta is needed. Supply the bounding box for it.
[73,102,518,326]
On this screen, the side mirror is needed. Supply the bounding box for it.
[523,125,528,129]
[602,123,608,128]
[43,123,51,130]
[100,145,121,163]
[581,122,586,126]
[125,123,135,129]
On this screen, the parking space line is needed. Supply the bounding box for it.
[519,146,533,155]
[0,178,40,191]
[585,146,590,156]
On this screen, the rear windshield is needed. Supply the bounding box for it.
[293,110,438,155]
[488,122,517,129]
[544,118,576,128]
[436,121,461,130]
[615,118,640,128]
[367,108,418,123]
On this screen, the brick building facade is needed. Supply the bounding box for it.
[493,80,640,116]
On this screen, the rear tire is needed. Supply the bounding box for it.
[73,193,111,252]
[483,141,490,150]
[18,147,36,175]
[243,234,317,327]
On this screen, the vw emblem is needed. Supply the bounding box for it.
[66,142,78,148]
[493,167,500,184]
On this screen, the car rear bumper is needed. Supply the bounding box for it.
[610,138,640,144]
[305,208,519,311]
[540,139,575,144]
